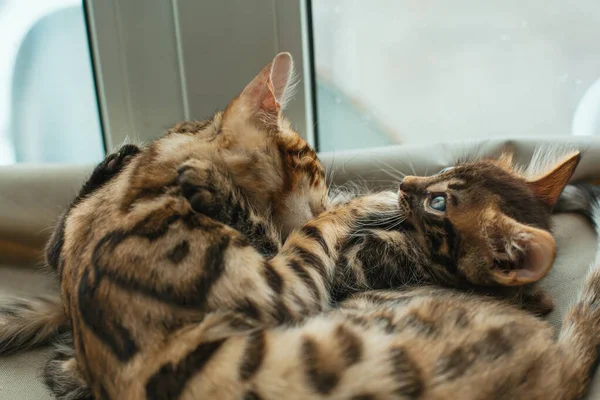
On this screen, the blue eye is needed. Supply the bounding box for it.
[429,195,447,212]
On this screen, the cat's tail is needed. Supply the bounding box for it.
[0,294,68,355]
[554,183,600,399]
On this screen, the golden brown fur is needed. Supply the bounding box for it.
[0,53,597,400]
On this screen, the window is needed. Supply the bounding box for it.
[0,0,103,165]
[75,1,600,155]
[311,1,600,152]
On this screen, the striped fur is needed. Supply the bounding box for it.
[41,150,584,399]
[75,183,600,400]
[0,52,591,399]
[0,146,140,357]
[0,296,67,355]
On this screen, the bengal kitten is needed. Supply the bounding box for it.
[0,52,588,399]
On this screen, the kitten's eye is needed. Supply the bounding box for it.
[429,195,447,212]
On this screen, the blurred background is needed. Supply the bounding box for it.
[0,0,102,165]
[312,0,600,151]
[0,0,599,162]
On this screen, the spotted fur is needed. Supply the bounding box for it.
[0,53,592,399]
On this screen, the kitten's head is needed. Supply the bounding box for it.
[155,53,328,237]
[399,149,580,286]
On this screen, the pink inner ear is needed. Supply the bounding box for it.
[261,79,279,111]
[514,229,556,282]
[236,52,294,117]
[269,52,294,107]
[493,227,557,285]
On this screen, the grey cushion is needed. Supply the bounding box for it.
[1,137,599,399]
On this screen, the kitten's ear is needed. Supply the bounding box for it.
[489,215,556,286]
[526,151,581,208]
[238,52,295,118]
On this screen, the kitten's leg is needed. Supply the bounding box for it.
[177,158,416,299]
[504,285,554,316]
[108,290,585,400]
[177,158,281,257]
[109,310,423,400]
[43,333,92,400]
[89,184,400,328]
[229,190,401,315]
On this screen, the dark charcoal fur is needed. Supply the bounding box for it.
[43,333,93,400]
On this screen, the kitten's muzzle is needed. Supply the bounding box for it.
[399,176,424,194]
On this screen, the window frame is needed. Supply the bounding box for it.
[85,0,317,150]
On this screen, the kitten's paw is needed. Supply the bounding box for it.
[81,144,140,197]
[520,288,555,316]
[103,144,140,172]
[478,285,555,316]
[43,334,92,400]
[177,159,222,215]
[98,144,140,175]
[500,285,555,316]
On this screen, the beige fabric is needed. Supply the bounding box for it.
[0,164,91,250]
[0,265,57,399]
[1,137,600,399]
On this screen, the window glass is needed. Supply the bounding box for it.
[0,0,103,164]
[311,1,600,152]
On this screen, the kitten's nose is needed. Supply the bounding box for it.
[399,176,419,193]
